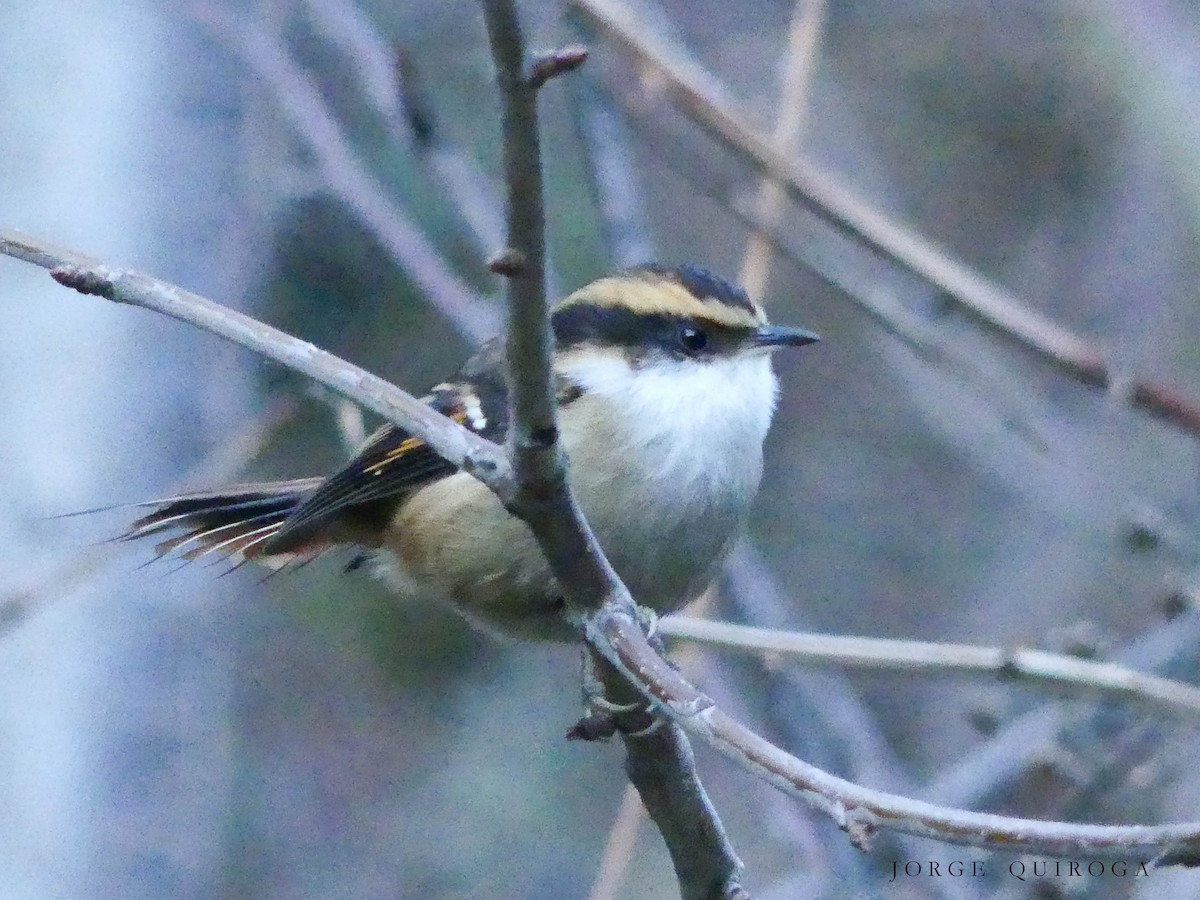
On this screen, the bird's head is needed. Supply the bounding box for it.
[549,264,818,407]
[546,265,819,450]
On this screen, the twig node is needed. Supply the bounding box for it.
[527,44,589,89]
[50,265,114,299]
[487,248,529,277]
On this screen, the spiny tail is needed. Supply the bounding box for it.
[119,478,326,570]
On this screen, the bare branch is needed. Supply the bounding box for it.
[8,0,1200,874]
[570,0,1200,438]
[0,229,509,489]
[723,541,913,793]
[586,652,748,900]
[589,54,1059,462]
[738,0,825,303]
[586,598,1200,860]
[927,602,1200,809]
[482,0,555,453]
[479,0,630,610]
[658,616,1200,718]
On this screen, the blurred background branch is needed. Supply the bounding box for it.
[570,0,1200,438]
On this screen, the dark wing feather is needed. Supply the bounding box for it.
[262,340,514,554]
[261,338,585,556]
[119,341,583,570]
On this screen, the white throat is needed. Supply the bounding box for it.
[559,352,779,494]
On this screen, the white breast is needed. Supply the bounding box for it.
[561,351,777,487]
[559,352,779,610]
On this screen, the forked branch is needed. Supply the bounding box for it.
[6,0,1200,888]
[6,227,1200,879]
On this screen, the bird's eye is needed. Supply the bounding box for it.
[678,326,709,355]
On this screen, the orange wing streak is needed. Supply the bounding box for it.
[361,410,470,476]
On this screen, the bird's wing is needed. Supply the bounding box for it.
[263,340,580,554]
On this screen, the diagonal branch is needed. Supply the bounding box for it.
[570,0,1200,438]
[0,229,507,491]
[596,606,1200,860]
[738,0,825,303]
[191,1,502,344]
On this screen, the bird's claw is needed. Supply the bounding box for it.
[636,605,659,641]
[588,695,642,715]
[574,646,665,740]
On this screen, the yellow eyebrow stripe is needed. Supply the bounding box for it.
[555,276,765,328]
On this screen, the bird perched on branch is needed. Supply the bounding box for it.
[123,265,818,641]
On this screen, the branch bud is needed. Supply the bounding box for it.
[527,44,588,89]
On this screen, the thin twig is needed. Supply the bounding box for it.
[658,616,1200,718]
[723,543,983,900]
[570,0,1200,438]
[927,602,1200,809]
[592,62,1058,460]
[0,228,508,487]
[723,542,913,793]
[478,0,624,606]
[10,38,1200,875]
[571,11,716,892]
[591,598,1200,860]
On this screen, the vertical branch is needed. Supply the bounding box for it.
[480,1,554,459]
[478,5,746,897]
[478,0,617,609]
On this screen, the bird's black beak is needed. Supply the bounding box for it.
[751,325,821,350]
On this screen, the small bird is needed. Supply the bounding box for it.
[123,265,818,641]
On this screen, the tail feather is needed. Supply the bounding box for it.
[120,478,326,569]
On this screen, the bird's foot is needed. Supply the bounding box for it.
[566,647,664,742]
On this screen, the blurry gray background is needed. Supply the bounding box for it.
[2,0,1200,898]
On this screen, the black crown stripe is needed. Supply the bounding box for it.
[630,263,754,313]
